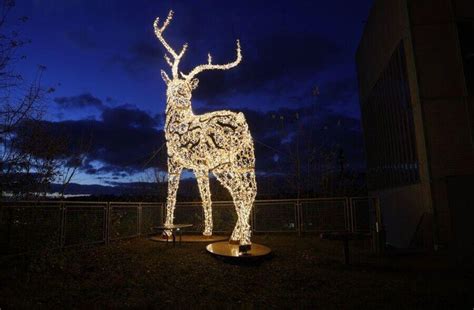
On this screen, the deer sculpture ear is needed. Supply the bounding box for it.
[161,70,171,85]
[190,78,199,90]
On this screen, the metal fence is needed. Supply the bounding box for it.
[0,197,376,255]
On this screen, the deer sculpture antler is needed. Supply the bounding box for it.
[153,10,188,79]
[153,10,242,81]
[180,40,242,80]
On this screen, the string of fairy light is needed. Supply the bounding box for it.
[154,10,256,246]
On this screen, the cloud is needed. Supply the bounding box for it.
[320,77,358,103]
[54,93,104,109]
[101,105,160,128]
[38,90,365,182]
[318,77,361,118]
[28,105,166,177]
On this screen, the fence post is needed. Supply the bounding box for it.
[162,202,166,225]
[373,197,385,255]
[60,202,66,248]
[6,207,12,253]
[346,197,353,233]
[138,202,142,236]
[296,200,301,236]
[105,202,110,246]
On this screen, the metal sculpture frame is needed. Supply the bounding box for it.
[154,11,257,246]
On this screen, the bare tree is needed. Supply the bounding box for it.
[270,85,364,198]
[0,0,54,198]
[55,134,91,198]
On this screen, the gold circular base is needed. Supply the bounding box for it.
[150,234,228,243]
[206,241,272,258]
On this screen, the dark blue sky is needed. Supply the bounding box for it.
[13,0,373,186]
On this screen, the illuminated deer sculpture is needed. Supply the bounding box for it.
[154,11,256,246]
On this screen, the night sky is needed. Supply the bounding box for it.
[13,0,373,187]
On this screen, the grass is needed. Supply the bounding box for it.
[0,235,472,308]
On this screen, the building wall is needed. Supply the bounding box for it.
[408,0,474,249]
[377,183,431,247]
[356,0,434,248]
[357,0,411,104]
[358,0,474,250]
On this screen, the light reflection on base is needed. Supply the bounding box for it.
[150,234,228,243]
[206,241,271,258]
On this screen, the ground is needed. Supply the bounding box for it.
[0,235,472,308]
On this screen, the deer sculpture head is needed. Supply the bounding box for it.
[154,10,242,108]
[153,10,256,249]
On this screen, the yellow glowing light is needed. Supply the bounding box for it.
[153,10,256,246]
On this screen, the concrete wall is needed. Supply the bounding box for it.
[357,0,434,248]
[356,0,411,103]
[376,183,431,247]
[357,0,474,249]
[409,0,474,249]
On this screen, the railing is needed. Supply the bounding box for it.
[0,197,377,255]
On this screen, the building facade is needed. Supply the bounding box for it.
[357,0,474,251]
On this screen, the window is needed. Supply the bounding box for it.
[361,41,420,190]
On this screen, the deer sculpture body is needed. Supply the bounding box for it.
[154,11,256,246]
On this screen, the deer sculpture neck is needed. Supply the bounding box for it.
[154,10,256,248]
[164,79,195,118]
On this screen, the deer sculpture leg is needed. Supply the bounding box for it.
[195,170,213,236]
[213,167,256,246]
[234,172,256,246]
[230,218,242,243]
[237,199,253,245]
[229,195,254,246]
[164,163,182,236]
